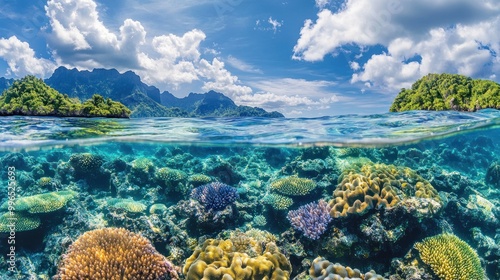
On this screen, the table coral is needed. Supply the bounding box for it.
[263,193,294,210]
[329,163,441,218]
[0,212,41,232]
[269,176,316,196]
[1,190,78,214]
[183,238,292,280]
[55,227,179,279]
[414,233,485,280]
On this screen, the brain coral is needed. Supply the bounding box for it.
[1,190,78,214]
[309,257,385,280]
[414,233,485,280]
[270,176,316,196]
[329,163,441,218]
[0,212,40,232]
[183,239,292,280]
[55,227,179,280]
[191,182,239,211]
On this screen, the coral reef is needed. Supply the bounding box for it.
[485,161,500,187]
[414,233,485,280]
[309,257,385,280]
[190,182,239,211]
[270,176,316,196]
[1,190,78,214]
[107,198,147,213]
[329,163,441,218]
[0,212,41,232]
[55,227,179,279]
[183,238,291,280]
[262,193,294,210]
[287,200,332,240]
[69,153,104,178]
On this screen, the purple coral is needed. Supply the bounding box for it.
[287,200,332,240]
[190,182,239,211]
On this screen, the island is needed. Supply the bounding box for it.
[390,73,500,112]
[0,75,131,118]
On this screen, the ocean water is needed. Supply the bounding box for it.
[0,110,499,279]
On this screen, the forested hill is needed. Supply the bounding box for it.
[390,73,500,112]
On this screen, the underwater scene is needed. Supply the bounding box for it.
[0,110,499,280]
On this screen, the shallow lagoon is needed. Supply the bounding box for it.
[0,111,499,279]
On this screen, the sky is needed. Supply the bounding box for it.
[0,0,499,117]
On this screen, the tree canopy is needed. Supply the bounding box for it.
[0,75,131,118]
[390,73,500,112]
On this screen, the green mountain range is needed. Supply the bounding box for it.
[43,67,284,118]
[390,73,500,112]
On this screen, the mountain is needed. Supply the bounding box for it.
[0,77,14,93]
[390,73,500,112]
[45,67,284,118]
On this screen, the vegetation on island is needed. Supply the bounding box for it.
[390,73,500,112]
[0,75,131,118]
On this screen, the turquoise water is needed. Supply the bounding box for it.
[0,110,499,279]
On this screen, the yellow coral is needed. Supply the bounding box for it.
[1,190,78,214]
[107,198,146,213]
[269,176,316,196]
[183,239,292,280]
[55,227,179,279]
[0,212,40,232]
[156,167,188,182]
[329,163,440,218]
[309,257,384,280]
[414,233,485,280]
[262,193,293,210]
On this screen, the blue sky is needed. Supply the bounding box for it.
[0,0,499,117]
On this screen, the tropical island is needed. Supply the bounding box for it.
[390,73,500,112]
[0,75,131,118]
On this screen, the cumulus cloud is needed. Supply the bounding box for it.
[315,0,330,9]
[294,0,500,90]
[20,0,249,96]
[0,36,56,77]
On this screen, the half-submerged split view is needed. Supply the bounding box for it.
[0,1,499,280]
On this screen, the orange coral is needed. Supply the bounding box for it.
[55,227,179,280]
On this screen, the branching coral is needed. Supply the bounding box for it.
[269,176,316,196]
[287,200,332,240]
[329,163,441,218]
[55,227,179,279]
[262,193,294,210]
[191,182,239,211]
[414,233,485,280]
[183,239,291,280]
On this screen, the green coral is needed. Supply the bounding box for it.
[414,233,485,280]
[183,239,291,280]
[263,193,294,210]
[329,163,441,218]
[107,198,146,213]
[38,177,53,187]
[188,174,213,186]
[0,212,41,232]
[156,167,187,183]
[1,190,78,214]
[0,75,130,117]
[390,73,500,112]
[269,176,316,196]
[69,153,104,176]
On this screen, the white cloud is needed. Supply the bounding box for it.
[268,17,283,33]
[0,36,56,77]
[294,0,500,90]
[226,55,263,74]
[316,0,330,9]
[25,0,249,95]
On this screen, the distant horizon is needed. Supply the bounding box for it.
[1,0,499,117]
